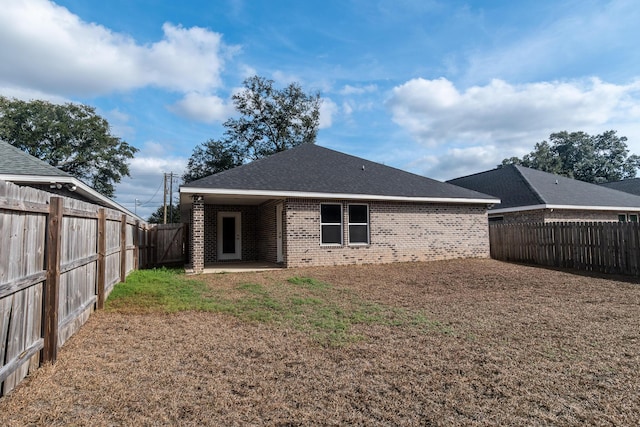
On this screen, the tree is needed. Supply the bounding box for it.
[182,139,243,183]
[182,76,321,183]
[147,204,181,224]
[225,75,321,160]
[0,96,137,197]
[502,130,640,183]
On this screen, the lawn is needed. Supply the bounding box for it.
[0,259,638,425]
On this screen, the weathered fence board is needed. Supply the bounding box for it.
[0,179,187,396]
[490,221,640,276]
[156,224,187,266]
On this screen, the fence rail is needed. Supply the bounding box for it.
[0,179,186,396]
[489,221,640,276]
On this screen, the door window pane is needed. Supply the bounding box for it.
[222,217,235,253]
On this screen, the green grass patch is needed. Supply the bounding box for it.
[106,268,213,313]
[107,271,454,346]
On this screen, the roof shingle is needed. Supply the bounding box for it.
[0,141,70,177]
[448,164,640,209]
[183,143,496,201]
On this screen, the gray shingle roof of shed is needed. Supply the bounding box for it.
[184,143,496,201]
[447,164,640,209]
[0,141,70,177]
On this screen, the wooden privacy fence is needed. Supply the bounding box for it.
[489,221,640,276]
[0,180,186,396]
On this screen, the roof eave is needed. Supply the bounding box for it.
[490,204,640,214]
[179,187,499,205]
[0,174,142,220]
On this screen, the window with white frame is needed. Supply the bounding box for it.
[348,204,369,244]
[321,204,342,245]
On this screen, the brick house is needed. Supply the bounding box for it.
[447,164,640,224]
[179,144,498,272]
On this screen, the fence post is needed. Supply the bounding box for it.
[152,226,158,267]
[96,209,106,310]
[120,214,127,283]
[43,196,63,363]
[134,220,140,271]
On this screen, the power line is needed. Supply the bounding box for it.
[139,179,164,206]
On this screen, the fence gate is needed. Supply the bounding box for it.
[155,223,187,266]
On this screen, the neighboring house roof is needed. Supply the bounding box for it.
[180,143,498,204]
[0,141,141,219]
[599,178,640,196]
[447,164,640,213]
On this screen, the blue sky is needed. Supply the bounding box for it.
[2,0,640,219]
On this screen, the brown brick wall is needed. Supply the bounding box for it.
[258,200,281,263]
[283,199,490,267]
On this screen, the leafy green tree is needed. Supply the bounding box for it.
[182,76,321,183]
[182,139,243,183]
[147,204,181,224]
[225,75,321,160]
[0,96,137,197]
[502,130,640,183]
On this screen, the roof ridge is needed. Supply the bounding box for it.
[512,165,546,205]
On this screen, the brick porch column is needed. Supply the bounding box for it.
[191,195,204,273]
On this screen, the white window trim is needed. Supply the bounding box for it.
[348,203,369,245]
[320,203,343,246]
[630,213,639,223]
[619,213,628,222]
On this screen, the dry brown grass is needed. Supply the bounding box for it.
[1,259,639,426]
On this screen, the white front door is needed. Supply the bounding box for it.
[217,212,241,260]
[276,203,283,263]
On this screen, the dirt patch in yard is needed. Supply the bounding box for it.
[1,259,639,425]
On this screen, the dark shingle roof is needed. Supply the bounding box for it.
[599,178,640,196]
[447,164,640,210]
[0,141,70,177]
[184,143,496,201]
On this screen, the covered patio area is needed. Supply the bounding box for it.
[200,261,283,274]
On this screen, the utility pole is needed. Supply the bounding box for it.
[169,172,174,223]
[163,172,168,224]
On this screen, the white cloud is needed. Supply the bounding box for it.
[388,76,640,180]
[339,84,378,95]
[342,101,354,116]
[410,145,506,181]
[319,98,339,129]
[169,92,234,123]
[388,77,640,148]
[115,148,188,219]
[0,0,233,96]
